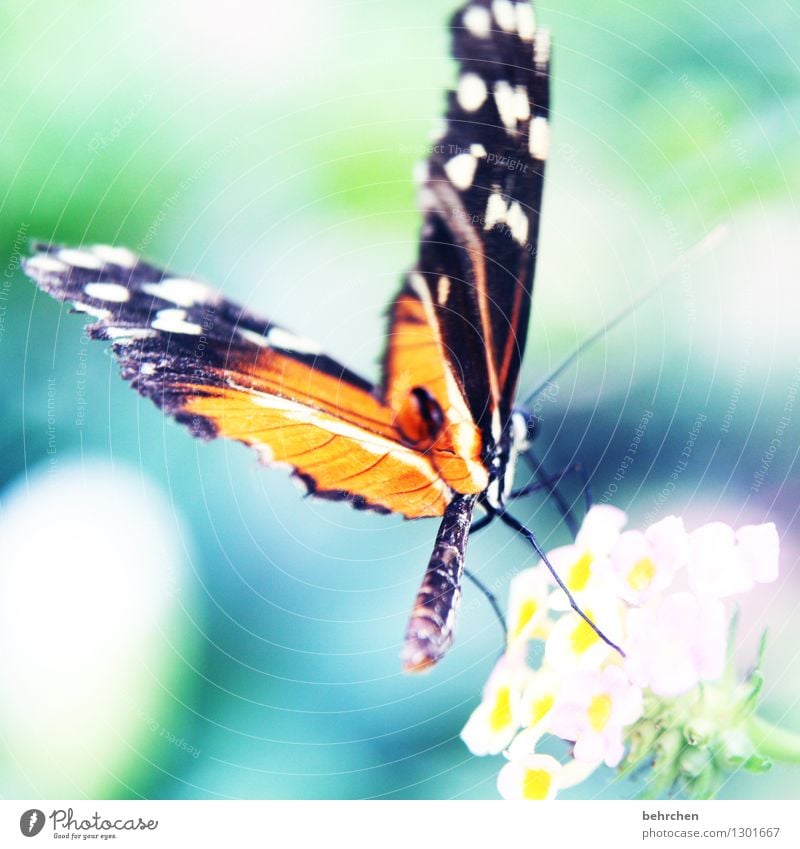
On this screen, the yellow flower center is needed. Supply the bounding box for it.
[511,598,538,641]
[488,686,513,732]
[587,693,613,732]
[567,551,593,592]
[569,613,599,655]
[522,768,552,800]
[530,693,554,727]
[627,556,656,591]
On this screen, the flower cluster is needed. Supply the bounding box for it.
[460,506,781,800]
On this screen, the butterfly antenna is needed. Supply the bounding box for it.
[499,510,626,657]
[522,224,728,408]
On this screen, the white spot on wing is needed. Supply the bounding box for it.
[267,327,323,355]
[492,0,516,32]
[151,308,202,335]
[142,278,213,308]
[493,80,518,131]
[484,192,528,243]
[470,143,488,158]
[104,326,156,341]
[514,85,531,122]
[506,201,529,245]
[91,245,139,268]
[73,303,112,320]
[529,115,549,160]
[463,5,491,38]
[457,73,488,112]
[444,152,478,191]
[84,283,130,303]
[58,249,104,270]
[237,327,270,348]
[26,255,67,275]
[437,276,451,306]
[484,192,508,230]
[535,28,551,70]
[139,363,157,376]
[516,3,536,40]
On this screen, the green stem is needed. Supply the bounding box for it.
[746,714,800,764]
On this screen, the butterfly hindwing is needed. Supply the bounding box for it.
[24,244,451,518]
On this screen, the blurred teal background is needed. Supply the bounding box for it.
[0,0,798,799]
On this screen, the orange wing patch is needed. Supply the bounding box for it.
[383,277,488,495]
[179,348,451,518]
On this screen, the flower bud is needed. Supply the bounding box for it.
[684,718,715,748]
[679,746,711,778]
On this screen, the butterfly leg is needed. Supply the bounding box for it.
[462,506,507,642]
[462,569,507,641]
[498,510,626,658]
[402,493,477,672]
[517,449,595,540]
[509,462,585,500]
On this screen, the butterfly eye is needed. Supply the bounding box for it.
[394,387,445,448]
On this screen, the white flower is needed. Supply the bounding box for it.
[548,666,643,767]
[460,653,528,756]
[497,752,598,800]
[506,566,552,645]
[625,592,727,697]
[688,521,779,598]
[546,505,627,609]
[610,515,688,604]
[513,665,560,747]
[544,592,625,671]
[496,753,562,800]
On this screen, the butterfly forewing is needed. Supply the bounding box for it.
[24,244,450,518]
[387,0,550,451]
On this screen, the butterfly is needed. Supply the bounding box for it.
[24,1,615,672]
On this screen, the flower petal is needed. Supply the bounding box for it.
[688,522,752,597]
[576,505,628,554]
[736,522,779,584]
[497,754,562,800]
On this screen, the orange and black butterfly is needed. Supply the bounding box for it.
[24,1,615,671]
